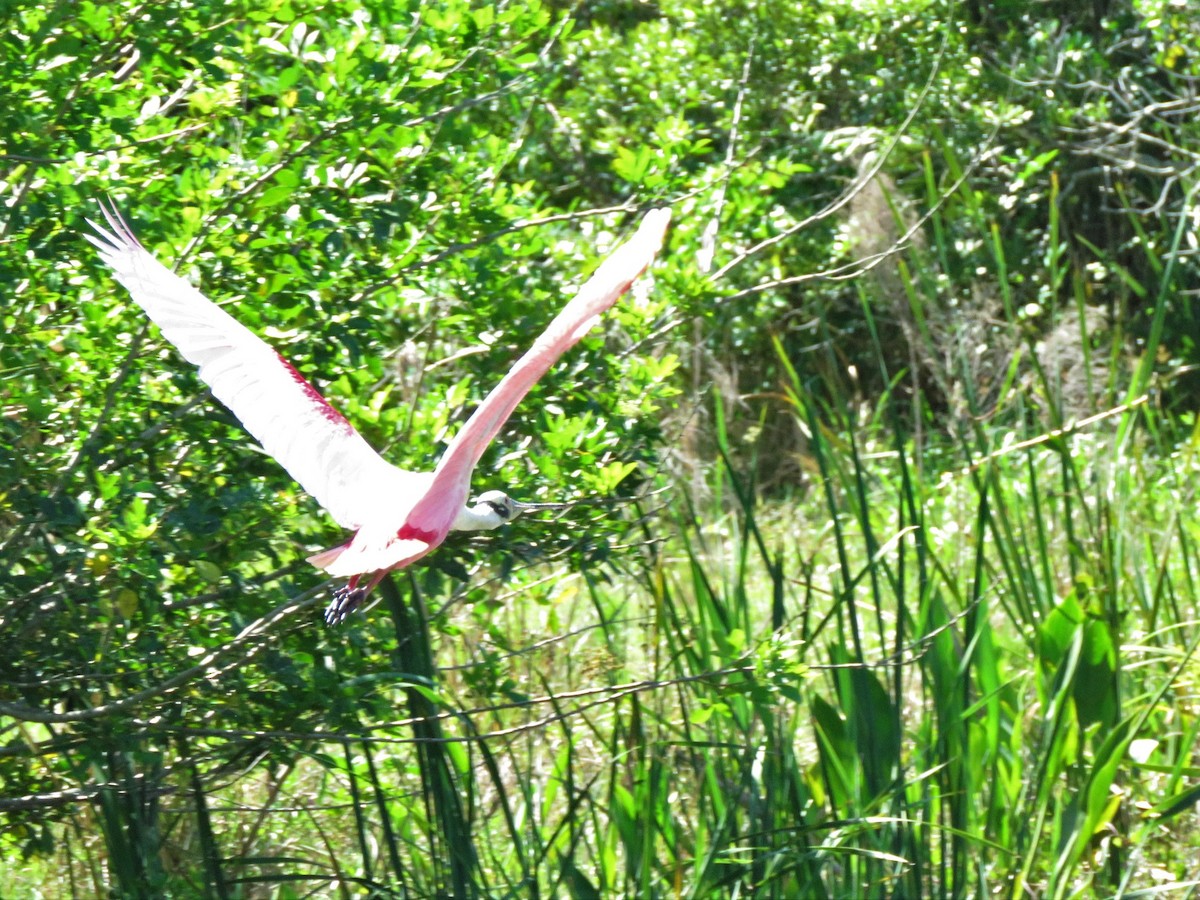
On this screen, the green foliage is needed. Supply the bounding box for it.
[6,0,1200,896]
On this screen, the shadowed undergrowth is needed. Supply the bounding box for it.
[9,343,1200,897]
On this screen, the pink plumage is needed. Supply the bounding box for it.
[87,203,671,623]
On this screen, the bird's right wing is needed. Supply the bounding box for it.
[86,202,415,531]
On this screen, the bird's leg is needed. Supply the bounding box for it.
[324,570,388,626]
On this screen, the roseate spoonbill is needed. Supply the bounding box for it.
[87,203,670,624]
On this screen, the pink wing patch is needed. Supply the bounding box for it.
[275,352,355,431]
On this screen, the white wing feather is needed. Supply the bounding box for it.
[86,203,419,530]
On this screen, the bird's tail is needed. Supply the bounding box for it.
[310,530,435,577]
[307,541,351,570]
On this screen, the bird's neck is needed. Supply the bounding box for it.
[451,504,504,532]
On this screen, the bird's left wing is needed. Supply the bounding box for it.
[427,207,671,500]
[86,202,417,530]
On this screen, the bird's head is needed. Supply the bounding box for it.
[454,490,568,532]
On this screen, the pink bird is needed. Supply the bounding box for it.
[87,203,671,623]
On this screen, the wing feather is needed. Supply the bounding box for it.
[86,202,417,530]
[423,208,671,509]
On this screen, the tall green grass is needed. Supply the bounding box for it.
[9,193,1200,899]
[10,327,1200,897]
[89,368,1200,895]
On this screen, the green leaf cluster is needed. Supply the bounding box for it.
[6,0,1200,895]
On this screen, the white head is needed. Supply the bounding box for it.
[451,490,567,532]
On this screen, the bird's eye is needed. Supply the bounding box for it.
[486,500,511,520]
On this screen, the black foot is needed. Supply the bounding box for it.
[325,585,365,626]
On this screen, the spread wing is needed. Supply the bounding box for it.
[425,208,671,504]
[86,201,418,530]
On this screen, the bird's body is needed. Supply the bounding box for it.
[87,204,670,623]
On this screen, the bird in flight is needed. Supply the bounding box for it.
[87,203,671,624]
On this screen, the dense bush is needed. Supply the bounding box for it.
[4,0,1200,895]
